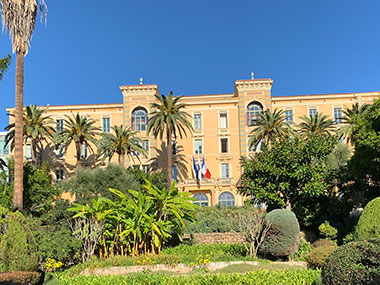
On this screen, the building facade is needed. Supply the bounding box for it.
[6,75,379,206]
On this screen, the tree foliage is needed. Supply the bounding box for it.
[240,134,337,212]
[0,54,11,81]
[354,197,380,241]
[298,113,335,136]
[248,109,292,150]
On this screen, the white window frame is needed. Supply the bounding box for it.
[221,163,230,178]
[284,108,294,123]
[55,168,64,181]
[218,191,235,206]
[219,111,228,129]
[102,116,111,133]
[194,138,203,154]
[333,106,343,123]
[193,193,209,207]
[193,113,202,130]
[55,118,64,132]
[308,106,318,117]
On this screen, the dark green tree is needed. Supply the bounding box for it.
[298,113,335,136]
[239,134,336,221]
[346,98,380,204]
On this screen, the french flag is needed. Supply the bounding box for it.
[201,156,211,179]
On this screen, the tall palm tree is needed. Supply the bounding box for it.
[55,113,101,167]
[97,125,147,167]
[147,92,193,190]
[5,104,54,165]
[298,113,335,136]
[248,109,291,150]
[0,0,47,210]
[339,103,368,144]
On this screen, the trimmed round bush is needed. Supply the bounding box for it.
[322,239,380,285]
[306,244,337,269]
[354,197,380,240]
[312,239,336,248]
[260,209,300,258]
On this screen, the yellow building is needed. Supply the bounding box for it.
[6,75,379,206]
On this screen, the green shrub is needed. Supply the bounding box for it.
[289,237,312,261]
[322,239,380,285]
[318,221,337,240]
[184,204,262,234]
[0,209,38,272]
[58,269,320,285]
[260,209,300,258]
[162,243,248,257]
[306,244,337,269]
[0,271,42,285]
[354,197,380,240]
[312,239,336,248]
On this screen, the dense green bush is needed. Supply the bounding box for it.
[306,243,337,269]
[0,271,42,285]
[312,239,336,248]
[260,209,300,258]
[289,237,312,261]
[0,208,38,272]
[354,197,380,240]
[184,204,262,233]
[58,269,320,285]
[59,164,140,203]
[322,239,380,285]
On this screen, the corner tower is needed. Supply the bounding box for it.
[234,73,273,158]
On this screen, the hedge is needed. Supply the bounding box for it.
[59,269,320,285]
[0,271,42,285]
[354,197,380,240]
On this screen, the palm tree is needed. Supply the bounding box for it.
[5,104,54,165]
[339,103,368,144]
[298,113,335,136]
[0,0,47,210]
[248,109,291,150]
[55,113,101,167]
[98,125,147,167]
[0,54,10,80]
[147,92,193,190]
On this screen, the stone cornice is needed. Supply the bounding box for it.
[120,84,158,96]
[234,79,273,92]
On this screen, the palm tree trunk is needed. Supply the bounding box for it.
[118,153,124,167]
[76,142,81,168]
[166,128,173,191]
[31,139,37,166]
[13,52,24,211]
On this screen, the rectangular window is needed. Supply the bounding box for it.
[221,138,228,153]
[172,140,177,155]
[55,147,64,159]
[221,163,230,178]
[142,165,150,173]
[56,119,64,132]
[55,169,64,181]
[142,140,149,154]
[81,144,88,159]
[309,108,317,117]
[0,139,8,155]
[285,110,294,123]
[102,117,110,133]
[334,107,342,123]
[219,112,228,129]
[172,165,178,181]
[26,145,32,159]
[194,139,203,154]
[194,113,202,130]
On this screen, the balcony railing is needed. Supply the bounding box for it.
[217,178,233,185]
[178,177,234,186]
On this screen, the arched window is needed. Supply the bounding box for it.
[218,192,235,206]
[193,193,209,207]
[247,102,263,126]
[132,108,148,131]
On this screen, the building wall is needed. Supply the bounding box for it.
[5,76,379,206]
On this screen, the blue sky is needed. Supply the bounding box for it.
[1,0,380,128]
